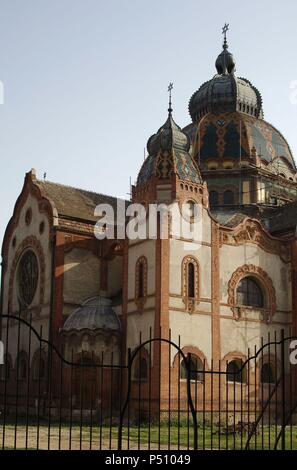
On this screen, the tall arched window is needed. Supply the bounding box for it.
[18,356,28,380]
[32,355,46,381]
[227,360,245,383]
[188,263,195,298]
[209,191,219,207]
[182,257,199,311]
[223,190,234,205]
[236,277,264,308]
[180,355,204,382]
[133,357,148,381]
[138,262,144,298]
[261,363,275,384]
[135,257,147,304]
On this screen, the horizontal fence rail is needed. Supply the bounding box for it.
[0,314,297,450]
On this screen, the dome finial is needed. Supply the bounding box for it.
[168,82,173,115]
[222,22,229,50]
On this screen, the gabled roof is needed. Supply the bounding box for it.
[35,179,129,224]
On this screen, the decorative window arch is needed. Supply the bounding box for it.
[227,264,276,322]
[135,256,148,308]
[182,256,199,312]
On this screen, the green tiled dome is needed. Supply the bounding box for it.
[137,112,202,186]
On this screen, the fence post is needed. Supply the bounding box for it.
[280,329,286,450]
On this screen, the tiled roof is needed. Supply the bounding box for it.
[36,180,129,223]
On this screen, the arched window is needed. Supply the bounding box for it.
[135,257,147,302]
[261,363,275,384]
[180,355,204,382]
[227,360,244,383]
[133,357,148,381]
[138,262,144,298]
[236,277,264,308]
[32,355,46,381]
[209,191,219,207]
[18,357,28,380]
[223,190,234,205]
[188,263,195,298]
[182,257,199,310]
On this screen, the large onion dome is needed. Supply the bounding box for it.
[189,39,263,123]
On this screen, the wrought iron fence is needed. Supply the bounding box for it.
[0,314,296,450]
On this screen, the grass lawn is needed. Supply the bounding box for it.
[1,421,297,450]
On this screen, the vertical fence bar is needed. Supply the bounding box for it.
[36,325,43,451]
[109,351,114,450]
[79,351,83,451]
[89,351,94,451]
[47,339,53,450]
[148,328,152,451]
[177,335,181,450]
[69,349,74,450]
[14,312,22,450]
[211,358,213,450]
[168,329,171,450]
[225,360,228,451]
[2,316,10,450]
[280,329,286,450]
[260,337,264,450]
[58,347,63,450]
[203,358,206,450]
[137,332,141,451]
[247,348,250,449]
[254,345,257,450]
[99,350,104,451]
[218,360,221,451]
[274,331,278,448]
[268,332,271,450]
[25,314,32,450]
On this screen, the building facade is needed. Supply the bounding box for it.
[1,35,297,413]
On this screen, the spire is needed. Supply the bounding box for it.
[168,82,173,116]
[215,23,235,75]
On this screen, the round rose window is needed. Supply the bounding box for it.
[17,250,39,307]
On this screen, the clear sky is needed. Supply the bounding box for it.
[1,0,297,250]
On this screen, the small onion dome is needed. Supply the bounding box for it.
[137,112,202,186]
[147,114,190,155]
[61,296,121,333]
[189,43,263,123]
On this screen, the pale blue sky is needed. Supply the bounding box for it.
[1,0,297,248]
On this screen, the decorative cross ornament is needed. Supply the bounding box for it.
[168,82,173,114]
[222,22,229,39]
[222,23,229,48]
